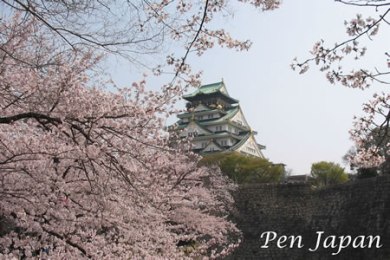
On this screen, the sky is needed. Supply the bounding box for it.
[110,0,390,175]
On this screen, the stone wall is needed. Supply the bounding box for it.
[227,176,390,259]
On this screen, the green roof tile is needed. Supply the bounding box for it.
[227,133,251,151]
[175,106,250,132]
[182,81,238,104]
[193,131,243,141]
[199,82,224,92]
[200,106,239,125]
[183,81,224,98]
[177,108,225,119]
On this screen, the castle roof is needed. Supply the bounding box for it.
[177,106,250,132]
[226,133,251,151]
[177,108,226,119]
[183,81,239,104]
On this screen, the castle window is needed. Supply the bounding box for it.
[216,125,222,131]
[246,147,256,154]
[188,131,198,137]
[208,114,213,119]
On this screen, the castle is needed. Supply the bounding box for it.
[173,81,265,158]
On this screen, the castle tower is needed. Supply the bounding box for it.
[173,81,265,158]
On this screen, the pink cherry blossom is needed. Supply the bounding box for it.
[0,15,244,259]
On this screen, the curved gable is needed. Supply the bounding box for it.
[193,104,209,112]
[236,134,264,158]
[230,107,250,128]
[180,121,211,137]
[203,141,223,152]
[220,82,229,95]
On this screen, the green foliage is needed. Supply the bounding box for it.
[199,152,285,184]
[310,161,349,188]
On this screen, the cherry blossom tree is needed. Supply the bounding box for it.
[292,1,390,169]
[0,0,282,258]
[0,15,242,258]
[0,0,280,86]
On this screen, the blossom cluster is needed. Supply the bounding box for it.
[349,92,390,168]
[0,15,242,259]
[293,4,390,168]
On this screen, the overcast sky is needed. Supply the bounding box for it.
[110,0,390,175]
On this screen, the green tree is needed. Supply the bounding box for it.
[310,161,349,188]
[199,152,285,184]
